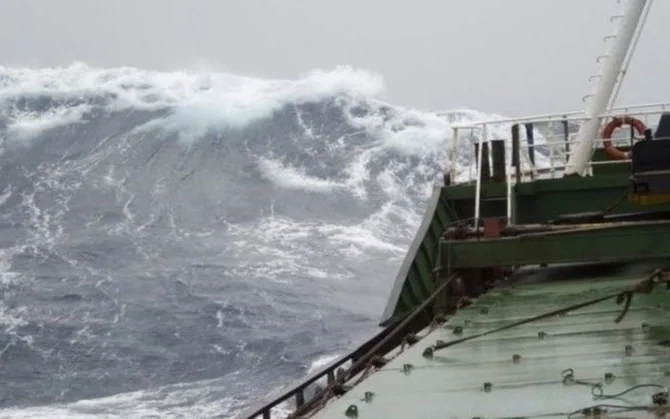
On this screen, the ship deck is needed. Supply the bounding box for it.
[311,263,670,419]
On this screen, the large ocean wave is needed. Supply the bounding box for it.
[0,62,520,418]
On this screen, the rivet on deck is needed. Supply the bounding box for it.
[402,363,413,375]
[422,347,434,359]
[453,326,464,335]
[582,406,606,417]
[436,339,446,347]
[404,333,419,345]
[604,372,616,383]
[562,368,576,385]
[433,313,447,325]
[370,355,388,368]
[512,354,521,363]
[652,391,669,406]
[483,382,493,392]
[625,344,634,355]
[333,384,353,396]
[362,391,374,403]
[345,404,359,418]
[538,331,547,339]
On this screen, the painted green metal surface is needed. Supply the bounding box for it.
[381,168,670,326]
[445,172,670,225]
[444,221,670,268]
[380,185,457,326]
[316,265,670,419]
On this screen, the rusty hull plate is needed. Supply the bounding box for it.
[312,265,670,419]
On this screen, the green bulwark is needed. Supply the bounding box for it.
[380,165,670,327]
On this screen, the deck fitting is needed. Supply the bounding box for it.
[480,307,489,314]
[422,346,434,358]
[402,363,413,374]
[483,382,493,392]
[642,322,650,331]
[345,404,359,417]
[604,372,616,383]
[512,354,521,363]
[562,368,576,385]
[538,331,547,339]
[582,406,606,416]
[404,333,419,345]
[370,355,388,368]
[453,326,464,335]
[625,344,634,355]
[433,313,448,325]
[333,384,352,396]
[652,391,669,405]
[362,391,374,403]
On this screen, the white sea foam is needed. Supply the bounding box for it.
[258,158,342,193]
[0,62,558,419]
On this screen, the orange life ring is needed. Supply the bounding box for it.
[601,116,646,160]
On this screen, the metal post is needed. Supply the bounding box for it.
[511,124,522,181]
[506,165,514,225]
[491,139,506,183]
[562,118,570,163]
[451,127,459,182]
[474,124,486,227]
[565,0,649,176]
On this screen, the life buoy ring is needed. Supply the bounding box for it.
[601,116,646,160]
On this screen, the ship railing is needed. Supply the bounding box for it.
[446,101,670,227]
[236,322,405,419]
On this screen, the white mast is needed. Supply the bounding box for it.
[564,0,649,176]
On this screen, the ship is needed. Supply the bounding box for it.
[239,0,670,417]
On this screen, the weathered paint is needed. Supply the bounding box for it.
[316,265,670,419]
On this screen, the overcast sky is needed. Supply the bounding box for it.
[1,0,667,116]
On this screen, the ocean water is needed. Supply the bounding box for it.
[0,63,544,418]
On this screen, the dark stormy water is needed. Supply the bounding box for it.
[0,63,547,418]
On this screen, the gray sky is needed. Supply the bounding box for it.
[1,0,668,116]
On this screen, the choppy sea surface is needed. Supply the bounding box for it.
[0,63,546,418]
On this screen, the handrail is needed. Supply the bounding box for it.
[448,101,670,185]
[240,272,460,418]
[445,101,670,129]
[237,327,388,418]
[473,124,486,226]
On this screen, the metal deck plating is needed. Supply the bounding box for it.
[312,264,670,419]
